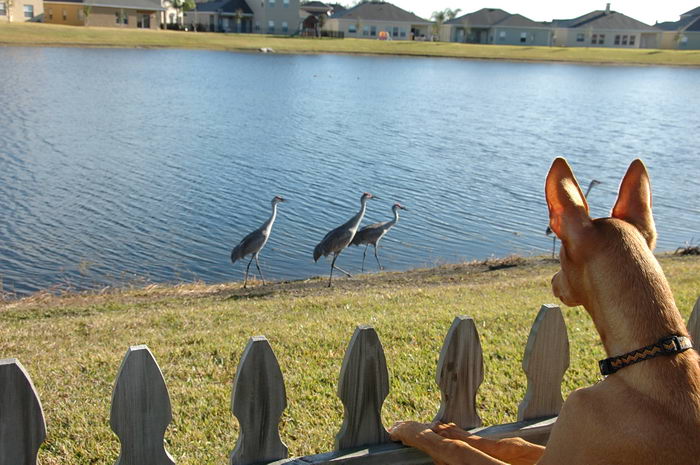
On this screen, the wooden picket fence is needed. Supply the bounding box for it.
[2,298,700,465]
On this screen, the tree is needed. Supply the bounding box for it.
[168,0,195,28]
[431,10,446,39]
[82,4,91,26]
[445,8,461,21]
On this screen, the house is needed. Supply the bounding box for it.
[183,0,253,32]
[185,0,299,34]
[551,4,661,48]
[299,1,332,36]
[656,6,700,49]
[442,8,551,46]
[0,0,43,22]
[43,0,161,28]
[323,1,432,40]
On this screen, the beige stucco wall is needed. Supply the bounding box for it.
[44,2,158,28]
[0,0,43,22]
[552,27,660,48]
[325,18,432,40]
[247,0,300,35]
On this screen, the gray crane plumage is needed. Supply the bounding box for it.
[231,195,286,288]
[351,203,407,272]
[314,192,377,287]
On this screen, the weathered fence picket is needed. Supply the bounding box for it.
[336,325,391,450]
[5,297,696,464]
[517,304,569,421]
[434,316,484,429]
[0,359,46,465]
[231,336,288,465]
[689,296,700,349]
[110,345,175,465]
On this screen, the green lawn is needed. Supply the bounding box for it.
[2,22,700,66]
[1,255,698,464]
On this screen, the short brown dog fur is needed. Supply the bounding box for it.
[389,158,700,465]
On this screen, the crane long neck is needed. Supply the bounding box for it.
[350,197,368,230]
[390,207,400,225]
[263,202,278,230]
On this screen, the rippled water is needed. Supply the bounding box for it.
[0,47,698,296]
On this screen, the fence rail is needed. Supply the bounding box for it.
[2,297,699,465]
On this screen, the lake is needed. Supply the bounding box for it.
[0,46,698,296]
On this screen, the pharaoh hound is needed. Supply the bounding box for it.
[389,158,700,465]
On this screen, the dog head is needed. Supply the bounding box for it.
[545,158,657,309]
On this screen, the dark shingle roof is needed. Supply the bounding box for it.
[332,1,429,23]
[446,8,510,26]
[655,15,697,31]
[686,16,700,31]
[301,1,327,7]
[681,6,700,17]
[87,0,162,10]
[493,14,546,28]
[552,10,657,31]
[196,0,252,14]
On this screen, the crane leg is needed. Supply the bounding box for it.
[362,245,368,272]
[373,244,383,270]
[328,255,337,287]
[254,254,266,285]
[551,236,557,259]
[333,263,353,278]
[243,256,254,288]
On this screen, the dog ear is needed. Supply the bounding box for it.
[545,158,592,253]
[611,159,657,250]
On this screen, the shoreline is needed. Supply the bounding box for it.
[2,23,700,67]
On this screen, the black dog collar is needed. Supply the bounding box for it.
[599,335,693,376]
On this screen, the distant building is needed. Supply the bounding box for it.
[43,0,161,28]
[1,0,43,22]
[656,6,700,49]
[184,0,299,34]
[323,1,432,40]
[551,4,661,48]
[300,1,333,37]
[443,8,551,46]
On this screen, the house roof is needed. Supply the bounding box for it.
[681,6,700,17]
[686,16,700,31]
[552,10,657,31]
[195,0,252,14]
[655,15,697,31]
[446,8,510,26]
[493,13,547,28]
[331,1,429,23]
[48,0,162,10]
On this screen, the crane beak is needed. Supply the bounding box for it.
[402,206,408,211]
[372,195,381,200]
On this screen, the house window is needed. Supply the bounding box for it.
[614,34,620,45]
[267,20,274,33]
[348,23,356,33]
[363,25,369,36]
[576,33,585,42]
[268,0,274,6]
[629,35,635,46]
[520,32,527,43]
[390,26,397,37]
[0,2,6,15]
[282,21,288,33]
[47,7,52,19]
[370,25,376,36]
[115,9,127,24]
[499,30,506,41]
[255,21,260,32]
[283,0,288,6]
[598,34,605,44]
[400,29,406,38]
[591,34,597,44]
[23,4,34,18]
[621,35,628,45]
[63,9,67,20]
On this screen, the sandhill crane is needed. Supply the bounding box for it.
[313,192,378,287]
[546,179,601,257]
[231,195,286,288]
[351,202,407,272]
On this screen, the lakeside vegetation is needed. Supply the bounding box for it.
[1,255,699,464]
[2,22,700,66]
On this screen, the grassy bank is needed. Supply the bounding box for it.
[2,22,700,66]
[1,255,699,464]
